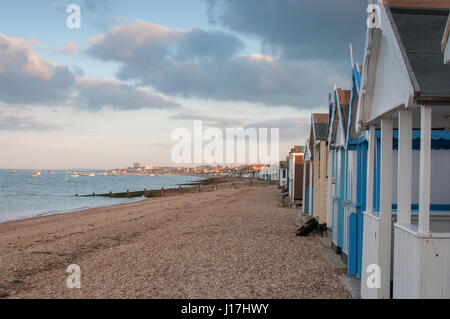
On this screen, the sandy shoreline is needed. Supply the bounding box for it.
[0,181,351,299]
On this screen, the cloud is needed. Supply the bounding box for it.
[170,111,247,127]
[0,114,62,131]
[206,0,367,66]
[86,21,346,108]
[244,117,310,139]
[56,41,80,54]
[74,78,182,111]
[0,33,180,112]
[0,34,75,105]
[169,110,310,139]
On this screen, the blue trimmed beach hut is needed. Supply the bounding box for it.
[344,64,367,278]
[327,87,351,255]
[357,1,450,299]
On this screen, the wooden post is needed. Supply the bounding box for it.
[379,117,393,299]
[109,191,112,198]
[397,109,413,225]
[302,158,307,214]
[326,152,332,226]
[179,185,182,194]
[161,187,164,197]
[92,192,95,196]
[366,125,375,214]
[419,106,432,234]
[309,160,313,215]
[144,188,148,197]
[127,189,130,198]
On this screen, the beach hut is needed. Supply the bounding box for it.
[327,87,351,256]
[305,114,329,226]
[279,161,288,188]
[357,1,450,299]
[302,142,312,215]
[288,146,304,207]
[342,64,367,277]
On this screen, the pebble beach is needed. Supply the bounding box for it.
[0,181,351,299]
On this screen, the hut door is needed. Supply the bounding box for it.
[294,158,303,200]
[348,142,367,278]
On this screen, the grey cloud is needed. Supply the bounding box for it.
[87,22,346,108]
[175,28,244,61]
[170,111,247,127]
[0,114,62,131]
[0,34,75,105]
[74,78,182,111]
[87,21,242,65]
[0,33,180,112]
[206,0,368,69]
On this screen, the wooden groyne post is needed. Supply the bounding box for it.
[161,187,164,197]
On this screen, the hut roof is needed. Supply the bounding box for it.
[387,5,450,97]
[381,0,450,9]
[336,88,351,105]
[311,113,329,141]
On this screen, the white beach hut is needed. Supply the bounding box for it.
[279,161,288,188]
[327,88,351,254]
[308,114,329,226]
[357,1,450,299]
[288,146,304,207]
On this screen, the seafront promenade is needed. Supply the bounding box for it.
[0,181,350,299]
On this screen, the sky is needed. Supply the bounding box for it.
[0,0,368,169]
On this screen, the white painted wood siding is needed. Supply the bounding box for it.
[361,212,381,299]
[394,224,450,298]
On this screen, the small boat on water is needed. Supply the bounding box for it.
[31,171,41,177]
[89,173,95,177]
[71,172,79,178]
[81,173,88,177]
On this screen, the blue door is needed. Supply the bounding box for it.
[348,142,367,277]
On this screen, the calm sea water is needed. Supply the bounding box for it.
[0,170,204,223]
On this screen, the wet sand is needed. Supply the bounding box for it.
[0,182,351,298]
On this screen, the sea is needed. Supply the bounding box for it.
[0,170,205,223]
